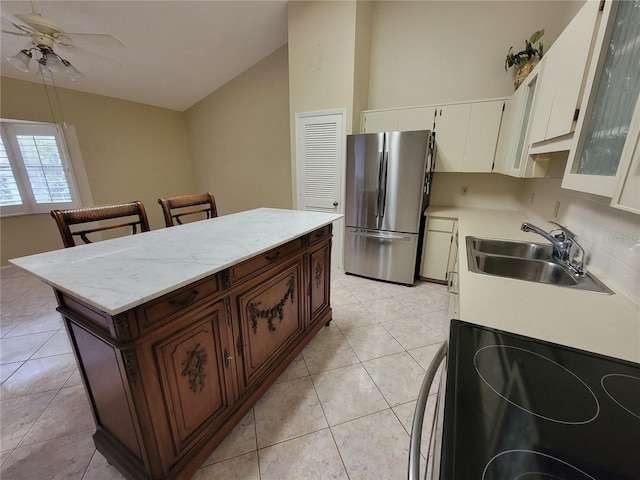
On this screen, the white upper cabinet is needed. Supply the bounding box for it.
[463,101,505,172]
[562,0,640,197]
[433,100,505,173]
[433,104,472,172]
[362,106,436,133]
[397,106,436,132]
[528,1,601,146]
[611,100,640,214]
[361,100,504,173]
[362,110,399,133]
[494,67,542,177]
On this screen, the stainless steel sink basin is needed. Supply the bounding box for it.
[472,254,577,286]
[469,237,553,260]
[466,236,613,293]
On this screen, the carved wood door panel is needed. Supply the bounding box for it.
[309,241,331,323]
[234,257,305,394]
[152,300,234,456]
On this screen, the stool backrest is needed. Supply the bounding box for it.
[51,201,150,248]
[157,192,218,228]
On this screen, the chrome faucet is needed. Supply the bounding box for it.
[521,221,586,275]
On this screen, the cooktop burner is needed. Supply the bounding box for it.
[601,374,640,419]
[482,450,596,480]
[440,320,640,480]
[474,345,600,424]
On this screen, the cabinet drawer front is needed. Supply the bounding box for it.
[428,218,455,233]
[309,224,332,246]
[137,276,221,332]
[230,238,304,283]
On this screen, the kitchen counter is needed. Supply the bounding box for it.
[9,207,342,315]
[426,206,640,363]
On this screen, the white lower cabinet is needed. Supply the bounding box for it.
[421,217,457,282]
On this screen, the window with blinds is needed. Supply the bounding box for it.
[1,121,80,216]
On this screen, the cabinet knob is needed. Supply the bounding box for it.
[333,201,338,206]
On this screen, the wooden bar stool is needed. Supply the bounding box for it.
[50,201,150,248]
[157,192,218,227]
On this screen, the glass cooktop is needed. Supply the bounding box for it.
[440,320,640,479]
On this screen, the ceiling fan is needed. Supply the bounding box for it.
[1,6,124,81]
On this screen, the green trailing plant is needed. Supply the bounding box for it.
[505,30,545,71]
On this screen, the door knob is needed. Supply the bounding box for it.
[333,201,338,206]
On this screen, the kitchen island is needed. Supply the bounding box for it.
[10,208,342,480]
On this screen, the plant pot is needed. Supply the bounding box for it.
[514,59,539,89]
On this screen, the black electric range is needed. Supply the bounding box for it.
[440,320,640,479]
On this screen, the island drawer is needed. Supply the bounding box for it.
[309,224,332,245]
[136,275,222,332]
[230,238,304,283]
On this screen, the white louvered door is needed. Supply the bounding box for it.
[295,110,346,268]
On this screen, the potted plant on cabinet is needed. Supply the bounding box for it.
[505,29,544,89]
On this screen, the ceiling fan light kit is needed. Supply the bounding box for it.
[7,49,32,72]
[8,45,85,81]
[3,9,122,82]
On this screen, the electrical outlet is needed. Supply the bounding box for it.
[553,201,561,218]
[461,186,469,196]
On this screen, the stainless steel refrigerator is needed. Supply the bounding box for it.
[344,130,434,285]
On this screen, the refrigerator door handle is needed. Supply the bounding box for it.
[375,150,384,220]
[380,150,389,218]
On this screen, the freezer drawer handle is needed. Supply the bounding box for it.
[351,230,411,241]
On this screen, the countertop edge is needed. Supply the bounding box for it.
[9,208,343,316]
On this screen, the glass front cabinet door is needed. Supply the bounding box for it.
[562,0,640,197]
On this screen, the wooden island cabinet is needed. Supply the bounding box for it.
[11,208,341,480]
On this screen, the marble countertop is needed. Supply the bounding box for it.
[426,206,640,363]
[10,208,343,316]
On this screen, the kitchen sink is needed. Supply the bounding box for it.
[466,236,613,293]
[472,255,577,285]
[468,237,553,260]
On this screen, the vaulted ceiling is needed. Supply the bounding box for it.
[1,1,289,111]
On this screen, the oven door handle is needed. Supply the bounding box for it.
[408,341,447,480]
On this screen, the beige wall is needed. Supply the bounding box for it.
[352,1,373,134]
[288,1,358,132]
[184,46,292,214]
[1,76,194,265]
[368,1,584,109]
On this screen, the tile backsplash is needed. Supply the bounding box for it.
[519,178,640,305]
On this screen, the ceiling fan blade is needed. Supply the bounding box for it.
[61,44,123,70]
[11,21,37,34]
[1,9,34,31]
[1,28,31,37]
[55,32,124,49]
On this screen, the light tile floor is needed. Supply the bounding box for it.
[0,265,448,480]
